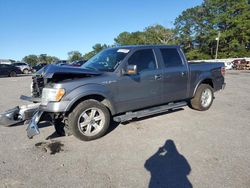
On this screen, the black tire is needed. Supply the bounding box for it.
[53,118,72,136]
[9,71,17,77]
[68,99,110,141]
[23,69,29,74]
[189,84,214,111]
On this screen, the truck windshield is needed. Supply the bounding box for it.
[82,48,130,72]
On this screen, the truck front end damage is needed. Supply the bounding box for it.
[0,103,40,127]
[1,64,102,139]
[26,111,43,139]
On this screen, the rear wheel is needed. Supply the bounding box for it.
[23,69,29,74]
[189,84,214,111]
[68,99,110,141]
[9,71,17,77]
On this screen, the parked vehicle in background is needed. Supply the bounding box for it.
[54,60,68,66]
[70,60,87,67]
[13,62,31,74]
[0,64,22,77]
[224,61,233,70]
[32,63,47,73]
[0,59,15,65]
[232,59,250,70]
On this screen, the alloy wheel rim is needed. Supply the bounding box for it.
[201,89,212,108]
[77,108,105,136]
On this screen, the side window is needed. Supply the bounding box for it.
[160,48,183,68]
[128,49,156,72]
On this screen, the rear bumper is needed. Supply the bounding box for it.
[26,111,43,139]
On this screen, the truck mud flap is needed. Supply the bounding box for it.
[0,103,40,127]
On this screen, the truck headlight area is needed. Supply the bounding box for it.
[42,88,65,102]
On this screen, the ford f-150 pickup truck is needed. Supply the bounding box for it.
[1,45,226,141]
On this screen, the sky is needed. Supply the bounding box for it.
[0,0,203,61]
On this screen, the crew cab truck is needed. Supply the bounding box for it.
[26,45,225,141]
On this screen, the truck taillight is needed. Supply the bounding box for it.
[221,67,225,77]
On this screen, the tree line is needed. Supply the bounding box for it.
[23,0,250,65]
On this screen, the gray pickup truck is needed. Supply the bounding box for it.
[0,45,226,141]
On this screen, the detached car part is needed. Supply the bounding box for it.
[0,103,40,127]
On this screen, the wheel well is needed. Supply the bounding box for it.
[201,79,213,88]
[193,79,214,97]
[66,94,114,116]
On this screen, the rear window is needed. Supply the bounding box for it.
[160,48,183,67]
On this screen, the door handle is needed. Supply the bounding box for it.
[154,74,162,80]
[181,72,185,77]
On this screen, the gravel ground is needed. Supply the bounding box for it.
[0,71,250,188]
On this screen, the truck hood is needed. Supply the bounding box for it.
[35,64,102,83]
[36,64,102,79]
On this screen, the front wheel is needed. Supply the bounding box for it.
[68,99,110,141]
[9,71,17,77]
[189,84,214,111]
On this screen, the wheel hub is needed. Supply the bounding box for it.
[201,89,212,108]
[77,108,105,136]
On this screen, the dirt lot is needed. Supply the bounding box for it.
[0,71,250,188]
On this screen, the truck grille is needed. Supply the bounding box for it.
[32,76,45,98]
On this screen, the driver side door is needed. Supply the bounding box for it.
[115,49,163,113]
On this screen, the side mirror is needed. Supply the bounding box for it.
[126,65,137,75]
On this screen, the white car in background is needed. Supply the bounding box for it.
[224,61,233,70]
[12,62,31,74]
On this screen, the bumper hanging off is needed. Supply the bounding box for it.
[26,111,43,139]
[0,103,40,127]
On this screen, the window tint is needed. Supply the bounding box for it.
[160,48,183,67]
[128,49,156,72]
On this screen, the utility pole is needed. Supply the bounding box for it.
[215,31,221,59]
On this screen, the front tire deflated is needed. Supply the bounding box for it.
[68,99,110,141]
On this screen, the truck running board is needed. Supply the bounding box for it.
[113,101,187,122]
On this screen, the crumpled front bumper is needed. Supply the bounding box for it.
[0,103,40,127]
[26,111,43,139]
[0,107,20,126]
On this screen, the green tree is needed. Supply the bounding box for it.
[22,55,39,66]
[67,51,83,62]
[114,31,146,45]
[144,25,175,44]
[114,25,175,45]
[83,43,109,60]
[38,54,59,64]
[175,0,250,60]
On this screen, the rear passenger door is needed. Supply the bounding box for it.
[159,48,189,102]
